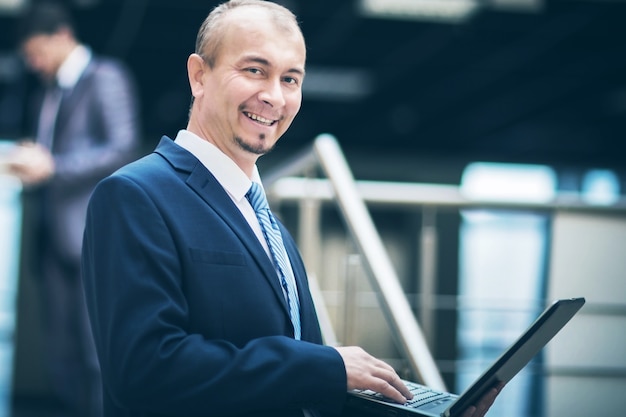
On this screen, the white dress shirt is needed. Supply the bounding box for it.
[57,44,92,89]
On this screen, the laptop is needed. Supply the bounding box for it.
[345,297,585,417]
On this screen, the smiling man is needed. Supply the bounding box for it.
[81,1,498,417]
[185,3,305,170]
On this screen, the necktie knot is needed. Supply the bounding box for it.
[246,182,269,212]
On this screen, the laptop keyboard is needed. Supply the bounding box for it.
[402,381,450,408]
[352,381,451,409]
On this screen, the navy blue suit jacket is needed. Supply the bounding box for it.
[82,137,347,417]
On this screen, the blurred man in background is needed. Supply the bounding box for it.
[8,2,141,416]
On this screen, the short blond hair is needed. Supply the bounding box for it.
[195,0,303,68]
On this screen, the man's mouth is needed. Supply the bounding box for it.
[244,112,276,126]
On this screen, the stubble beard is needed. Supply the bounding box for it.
[234,133,274,156]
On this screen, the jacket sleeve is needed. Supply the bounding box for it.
[81,173,348,416]
[53,59,141,187]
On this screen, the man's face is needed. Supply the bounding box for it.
[21,31,68,81]
[193,8,306,164]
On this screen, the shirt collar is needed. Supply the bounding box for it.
[56,44,92,89]
[174,129,261,202]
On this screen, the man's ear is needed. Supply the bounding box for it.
[187,53,206,99]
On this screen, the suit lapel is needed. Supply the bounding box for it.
[154,138,293,321]
[52,60,94,147]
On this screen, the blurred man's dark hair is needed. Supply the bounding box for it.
[16,1,76,44]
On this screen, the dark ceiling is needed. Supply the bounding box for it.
[2,0,626,171]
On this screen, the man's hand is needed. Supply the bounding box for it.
[460,383,505,417]
[335,345,504,417]
[334,346,413,404]
[7,141,55,186]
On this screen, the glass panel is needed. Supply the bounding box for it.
[457,162,555,417]
[581,169,620,205]
[0,153,22,417]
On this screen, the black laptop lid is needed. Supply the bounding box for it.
[446,297,585,416]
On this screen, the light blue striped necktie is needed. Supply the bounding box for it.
[246,182,301,340]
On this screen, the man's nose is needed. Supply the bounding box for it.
[258,78,286,108]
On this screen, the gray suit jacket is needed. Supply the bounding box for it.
[34,54,141,263]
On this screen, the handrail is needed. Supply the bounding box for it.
[265,134,626,390]
[266,134,447,390]
[313,135,447,389]
[263,134,626,405]
[268,178,626,214]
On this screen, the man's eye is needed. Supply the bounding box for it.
[283,76,299,85]
[247,68,262,75]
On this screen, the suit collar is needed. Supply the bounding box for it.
[173,129,259,202]
[154,135,198,173]
[56,44,91,89]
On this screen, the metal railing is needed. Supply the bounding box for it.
[264,133,626,393]
[266,134,447,390]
